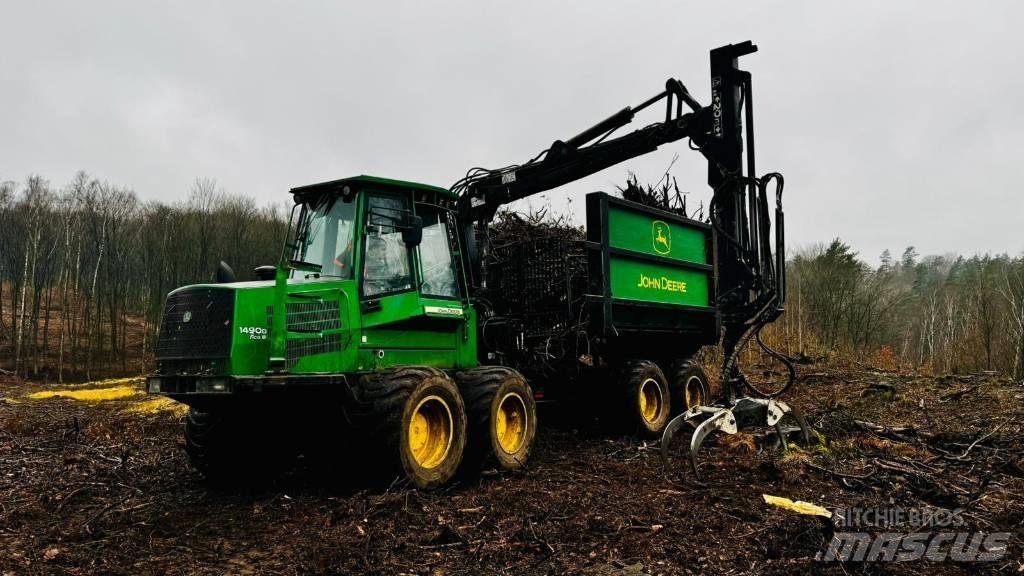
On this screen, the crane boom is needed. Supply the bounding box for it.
[453,40,793,412]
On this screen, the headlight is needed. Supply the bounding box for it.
[147,378,162,393]
[196,378,229,393]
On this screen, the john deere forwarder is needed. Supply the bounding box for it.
[147,42,808,488]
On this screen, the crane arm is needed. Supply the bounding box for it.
[453,79,708,225]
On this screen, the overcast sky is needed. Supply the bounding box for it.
[1,1,1021,261]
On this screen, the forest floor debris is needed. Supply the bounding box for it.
[1,367,1022,575]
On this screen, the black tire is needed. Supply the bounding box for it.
[184,407,294,485]
[355,366,466,490]
[622,360,671,437]
[455,366,537,473]
[668,359,710,417]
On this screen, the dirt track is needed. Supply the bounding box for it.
[1,367,1022,575]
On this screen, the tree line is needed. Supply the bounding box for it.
[776,241,1024,379]
[0,172,287,381]
[1,172,1021,381]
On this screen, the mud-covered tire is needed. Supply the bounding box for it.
[622,360,671,437]
[455,366,537,473]
[184,408,294,485]
[668,359,710,417]
[356,366,466,490]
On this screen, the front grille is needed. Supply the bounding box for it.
[266,301,344,368]
[266,301,341,333]
[285,333,343,368]
[155,288,235,359]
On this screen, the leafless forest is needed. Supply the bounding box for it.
[0,173,287,380]
[1,172,1021,382]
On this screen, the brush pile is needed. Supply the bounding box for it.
[479,209,587,327]
[618,172,705,221]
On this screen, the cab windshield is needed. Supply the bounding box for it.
[296,195,356,278]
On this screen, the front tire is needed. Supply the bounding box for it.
[184,407,294,485]
[356,366,466,489]
[456,366,537,473]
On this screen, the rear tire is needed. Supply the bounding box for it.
[356,366,466,490]
[622,360,671,437]
[668,359,710,416]
[455,366,537,473]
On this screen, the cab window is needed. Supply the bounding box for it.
[417,205,459,299]
[297,195,356,278]
[362,194,414,297]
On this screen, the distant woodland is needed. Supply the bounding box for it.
[0,173,287,380]
[1,172,1022,381]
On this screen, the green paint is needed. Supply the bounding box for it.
[609,256,709,306]
[158,179,477,382]
[607,206,706,264]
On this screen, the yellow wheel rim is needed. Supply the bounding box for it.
[495,392,528,455]
[408,395,453,469]
[684,375,705,409]
[638,377,664,424]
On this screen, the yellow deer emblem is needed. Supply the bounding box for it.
[652,220,671,255]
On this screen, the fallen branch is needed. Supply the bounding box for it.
[805,461,876,481]
[939,385,979,402]
[81,495,131,534]
[952,419,1013,461]
[853,419,923,441]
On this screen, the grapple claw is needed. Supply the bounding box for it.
[768,400,811,451]
[660,409,697,465]
[661,406,738,473]
[687,409,736,473]
[660,396,814,475]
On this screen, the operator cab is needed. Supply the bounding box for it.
[284,175,475,371]
[289,175,462,296]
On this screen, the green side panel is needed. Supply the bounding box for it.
[226,279,361,375]
[609,256,709,306]
[357,348,461,371]
[229,283,275,375]
[607,206,706,264]
[283,280,358,374]
[458,305,478,367]
[358,291,477,371]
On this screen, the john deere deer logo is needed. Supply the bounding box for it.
[652,220,671,255]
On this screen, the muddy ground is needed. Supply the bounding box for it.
[1,366,1022,575]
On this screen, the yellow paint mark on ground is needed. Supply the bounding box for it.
[762,494,832,518]
[125,397,188,417]
[27,386,141,402]
[60,376,145,389]
[23,377,185,418]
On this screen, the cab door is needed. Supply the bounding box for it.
[357,191,467,370]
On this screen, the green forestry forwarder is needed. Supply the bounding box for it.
[147,42,809,489]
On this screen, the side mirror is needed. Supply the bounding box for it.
[401,214,423,247]
[216,260,237,283]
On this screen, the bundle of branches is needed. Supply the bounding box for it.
[484,207,584,250]
[479,208,587,341]
[617,172,704,221]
